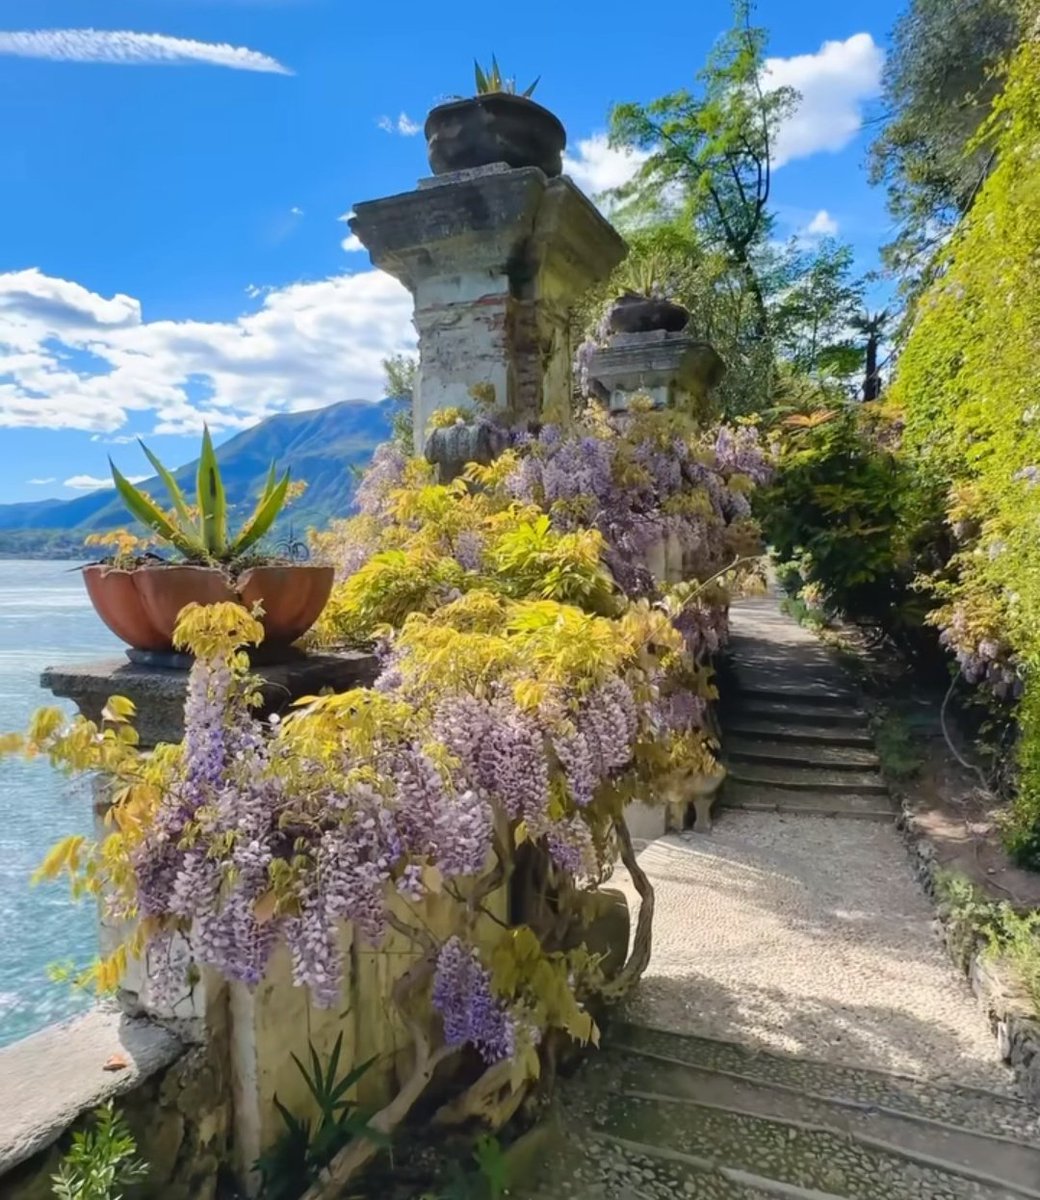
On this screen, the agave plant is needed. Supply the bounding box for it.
[474,55,539,98]
[109,427,291,565]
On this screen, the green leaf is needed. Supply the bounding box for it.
[230,469,291,557]
[522,75,541,99]
[138,439,197,534]
[328,1054,379,1104]
[474,59,488,94]
[110,461,202,558]
[196,425,227,557]
[323,1031,344,1099]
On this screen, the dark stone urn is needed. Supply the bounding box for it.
[608,293,691,335]
[425,94,566,178]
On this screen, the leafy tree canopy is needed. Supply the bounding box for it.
[869,0,1022,292]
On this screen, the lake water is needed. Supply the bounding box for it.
[0,560,121,1047]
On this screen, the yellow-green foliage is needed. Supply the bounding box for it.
[889,31,1040,860]
[314,479,619,646]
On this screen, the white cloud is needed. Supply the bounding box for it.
[377,112,421,136]
[341,234,363,253]
[765,33,884,168]
[290,206,304,216]
[63,473,146,491]
[563,133,649,199]
[0,266,415,436]
[0,29,291,74]
[805,209,839,237]
[28,477,56,485]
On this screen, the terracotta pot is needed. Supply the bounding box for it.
[82,562,334,654]
[83,565,169,651]
[607,294,690,335]
[425,94,566,178]
[238,565,334,645]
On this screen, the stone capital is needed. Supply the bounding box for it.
[350,165,626,445]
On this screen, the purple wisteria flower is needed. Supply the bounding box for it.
[432,937,516,1062]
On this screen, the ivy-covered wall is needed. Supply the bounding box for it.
[888,31,1040,860]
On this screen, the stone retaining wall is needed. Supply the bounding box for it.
[901,808,1040,1105]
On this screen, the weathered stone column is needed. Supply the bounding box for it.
[350,164,626,451]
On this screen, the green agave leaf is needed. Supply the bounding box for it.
[522,75,540,98]
[230,469,291,557]
[474,59,488,94]
[138,439,196,534]
[260,460,278,504]
[196,426,228,557]
[110,462,202,558]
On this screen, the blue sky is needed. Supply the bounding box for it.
[0,0,904,504]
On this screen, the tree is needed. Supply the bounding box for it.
[870,0,1021,291]
[770,240,865,378]
[382,352,418,449]
[382,353,418,401]
[609,0,795,340]
[850,310,892,401]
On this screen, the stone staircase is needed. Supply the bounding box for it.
[718,598,894,823]
[514,594,1039,1199]
[523,1023,1040,1199]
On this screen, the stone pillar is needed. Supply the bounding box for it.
[350,164,626,451]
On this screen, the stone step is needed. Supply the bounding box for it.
[582,1090,1035,1200]
[521,1125,844,1198]
[609,1025,1037,1144]
[726,762,889,795]
[590,1051,1040,1195]
[734,681,860,705]
[720,782,895,821]
[726,737,881,771]
[735,700,868,727]
[726,721,875,748]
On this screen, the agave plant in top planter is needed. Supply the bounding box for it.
[82,429,333,660]
[424,56,566,178]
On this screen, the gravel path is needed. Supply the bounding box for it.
[611,598,1016,1094]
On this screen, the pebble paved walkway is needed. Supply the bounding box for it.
[518,594,1039,1199]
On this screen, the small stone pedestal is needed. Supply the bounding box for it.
[42,652,379,748]
[586,329,725,419]
[350,164,626,449]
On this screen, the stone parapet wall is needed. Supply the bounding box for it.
[0,1006,231,1199]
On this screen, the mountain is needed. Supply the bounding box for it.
[0,399,400,558]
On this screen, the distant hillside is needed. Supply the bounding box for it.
[0,399,400,559]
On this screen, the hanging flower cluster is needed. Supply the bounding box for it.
[10,400,769,1080]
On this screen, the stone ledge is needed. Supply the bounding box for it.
[901,808,1040,1105]
[41,650,379,748]
[0,1006,184,1173]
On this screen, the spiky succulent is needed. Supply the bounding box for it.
[474,55,539,98]
[109,427,291,564]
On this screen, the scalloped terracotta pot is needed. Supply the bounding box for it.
[82,563,334,654]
